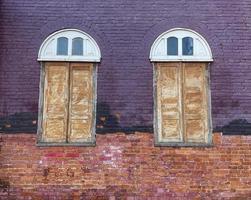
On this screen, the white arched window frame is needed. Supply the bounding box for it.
[37,29,101,146]
[38,29,101,62]
[150,28,213,62]
[151,28,213,147]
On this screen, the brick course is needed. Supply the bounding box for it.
[0,133,251,199]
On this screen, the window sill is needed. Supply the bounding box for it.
[36,141,96,147]
[155,142,213,148]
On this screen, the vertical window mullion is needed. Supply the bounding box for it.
[178,38,182,58]
[68,38,72,57]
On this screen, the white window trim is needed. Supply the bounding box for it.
[38,29,101,62]
[150,28,213,62]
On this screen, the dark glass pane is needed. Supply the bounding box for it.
[57,37,68,55]
[167,37,178,55]
[182,37,193,55]
[72,37,83,55]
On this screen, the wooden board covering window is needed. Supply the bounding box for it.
[42,62,69,142]
[183,63,209,143]
[156,63,183,142]
[68,63,93,142]
[41,62,94,144]
[156,62,210,144]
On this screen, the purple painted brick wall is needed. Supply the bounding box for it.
[0,0,251,132]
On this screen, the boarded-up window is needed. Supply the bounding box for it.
[155,62,211,146]
[38,62,96,145]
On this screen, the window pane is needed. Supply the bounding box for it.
[182,37,193,55]
[57,37,68,55]
[167,37,178,55]
[72,37,83,56]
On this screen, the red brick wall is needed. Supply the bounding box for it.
[0,133,251,199]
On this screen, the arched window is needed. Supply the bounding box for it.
[37,29,101,146]
[150,28,213,147]
[150,28,212,61]
[38,29,101,61]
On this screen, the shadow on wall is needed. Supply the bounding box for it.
[0,102,153,134]
[96,102,120,133]
[0,112,37,133]
[1,107,250,135]
[215,119,251,135]
[0,103,122,133]
[96,102,153,134]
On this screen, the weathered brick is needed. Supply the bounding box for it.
[0,133,251,198]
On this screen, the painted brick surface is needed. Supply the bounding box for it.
[0,1,251,132]
[0,133,251,199]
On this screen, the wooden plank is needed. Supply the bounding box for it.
[42,62,69,142]
[156,63,183,142]
[68,63,94,142]
[183,63,209,143]
[37,63,45,142]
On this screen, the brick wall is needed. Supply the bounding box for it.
[0,133,251,199]
[1,1,251,132]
